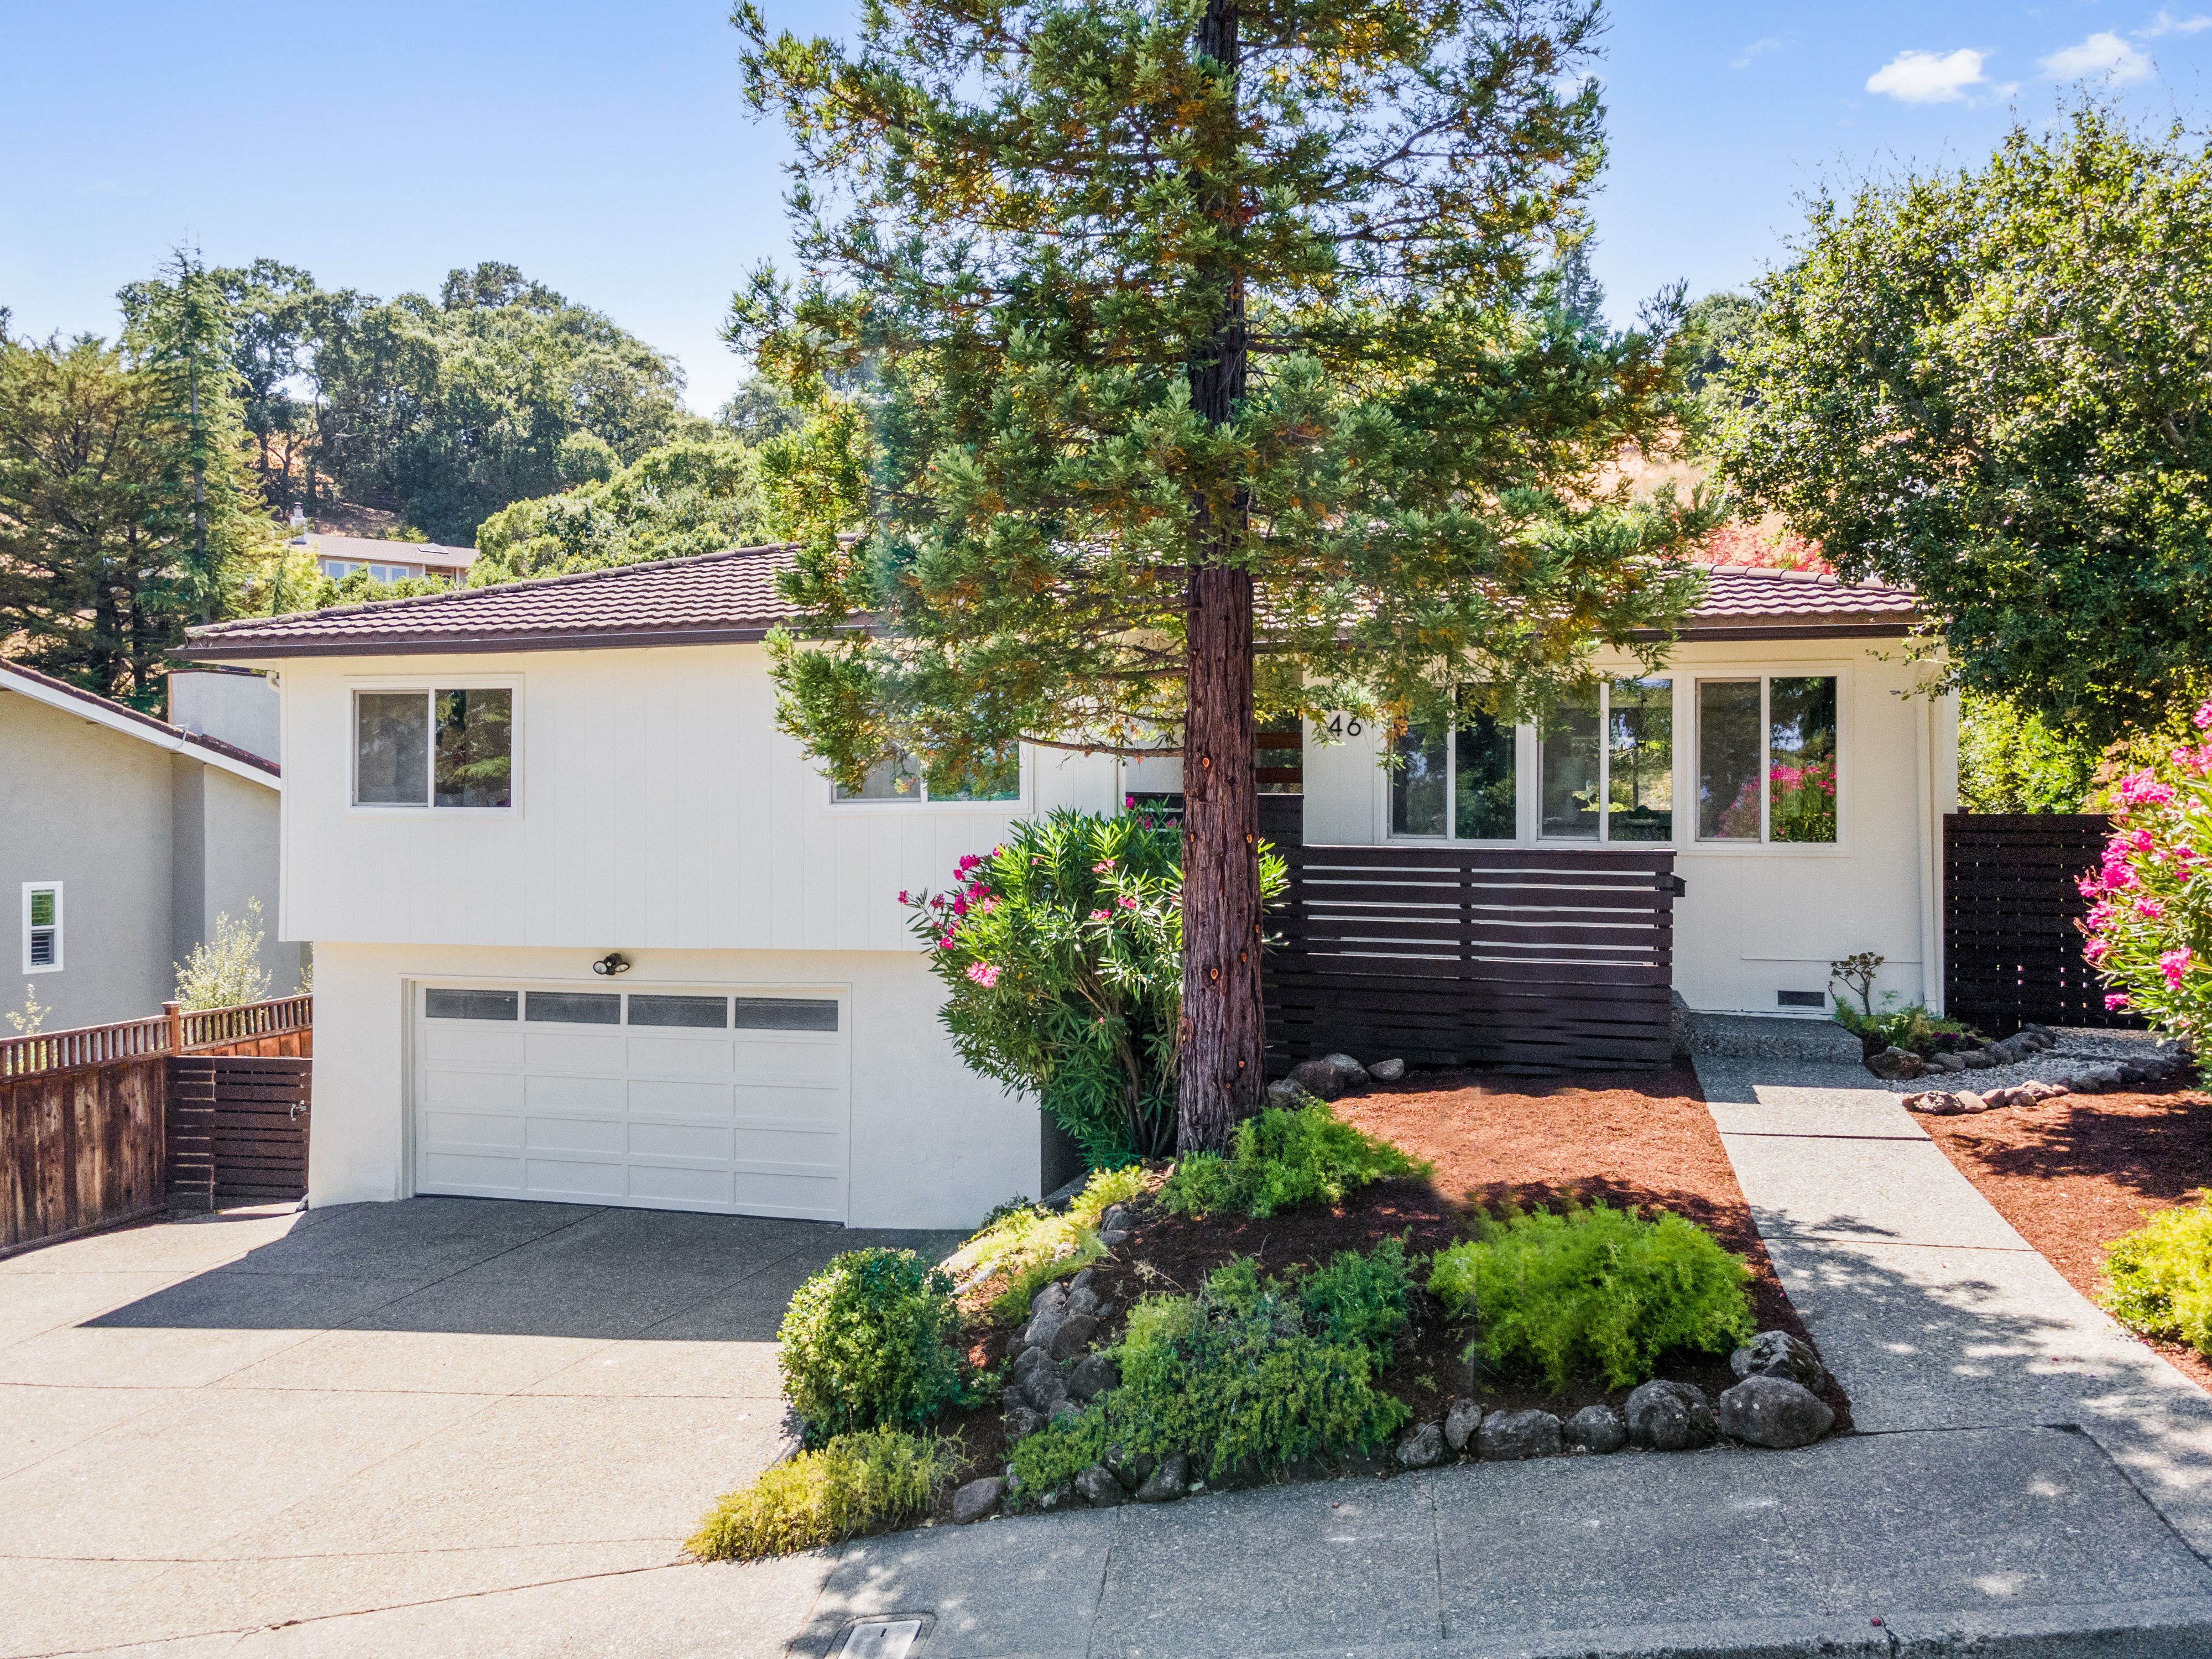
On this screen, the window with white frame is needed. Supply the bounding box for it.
[22,883,61,973]
[354,689,513,808]
[833,744,1021,805]
[1695,676,1838,843]
[1390,679,1672,843]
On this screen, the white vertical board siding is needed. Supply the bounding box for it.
[279,646,1120,952]
[1295,639,1952,1018]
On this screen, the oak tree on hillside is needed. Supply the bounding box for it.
[733,0,1712,1150]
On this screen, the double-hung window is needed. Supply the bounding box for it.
[1392,680,1672,843]
[21,883,61,973]
[833,744,1021,805]
[1695,676,1838,844]
[354,689,514,809]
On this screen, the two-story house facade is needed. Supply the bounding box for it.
[178,545,1953,1230]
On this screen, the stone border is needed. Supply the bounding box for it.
[1904,1027,2197,1115]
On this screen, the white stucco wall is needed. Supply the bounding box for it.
[309,940,1041,1229]
[168,670,281,765]
[1297,637,1956,1017]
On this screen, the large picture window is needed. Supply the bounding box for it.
[1391,690,1517,839]
[834,745,1021,805]
[1540,679,1672,842]
[1697,676,1838,843]
[354,688,513,809]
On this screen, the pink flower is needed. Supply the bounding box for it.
[1115,895,1139,911]
[898,890,910,905]
[2087,901,2116,929]
[2117,771,2176,808]
[2195,700,2212,732]
[937,933,957,950]
[1092,859,1116,873]
[2106,993,2132,1012]
[1088,909,1110,922]
[2079,872,2105,900]
[951,896,968,917]
[2136,899,2167,921]
[2084,937,2110,963]
[2124,828,2156,854]
[978,896,999,913]
[966,962,1000,988]
[2161,948,2193,988]
[1124,794,1136,808]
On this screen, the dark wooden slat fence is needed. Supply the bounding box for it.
[167,1057,311,1211]
[1944,813,2137,1035]
[1266,843,1677,1073]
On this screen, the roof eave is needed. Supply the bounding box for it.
[172,623,793,662]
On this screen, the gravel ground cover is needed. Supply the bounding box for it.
[1870,1025,2177,1095]
[1923,1086,2212,1394]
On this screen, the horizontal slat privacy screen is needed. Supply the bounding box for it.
[1265,843,1676,1072]
[422,989,840,1032]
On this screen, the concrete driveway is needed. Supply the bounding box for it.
[0,1198,956,1658]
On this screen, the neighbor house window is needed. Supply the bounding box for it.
[21,883,61,974]
[833,745,1020,804]
[354,689,513,809]
[1390,689,1519,840]
[1697,676,1838,843]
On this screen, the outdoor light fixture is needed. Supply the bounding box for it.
[591,953,632,976]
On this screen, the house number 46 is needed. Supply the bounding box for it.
[1321,714,1364,738]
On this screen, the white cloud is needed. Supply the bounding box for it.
[2139,11,2212,38]
[1731,36,1787,70]
[1865,48,1989,103]
[2040,31,2156,82]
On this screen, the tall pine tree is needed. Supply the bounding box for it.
[736,0,1712,1149]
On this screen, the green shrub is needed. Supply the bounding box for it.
[1428,1203,1754,1390]
[945,1165,1152,1322]
[779,1250,966,1444]
[1158,1102,1429,1220]
[1297,1237,1414,1364]
[1833,997,1979,1058]
[2103,1198,2212,1355]
[1006,1251,1410,1497]
[687,1429,953,1561]
[907,810,1284,1165]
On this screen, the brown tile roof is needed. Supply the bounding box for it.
[175,543,1916,662]
[0,658,280,777]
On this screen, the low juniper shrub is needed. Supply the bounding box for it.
[944,1165,1152,1323]
[1427,1202,1754,1390]
[779,1249,967,1444]
[1006,1248,1410,1500]
[1157,1101,1429,1219]
[2102,1197,2212,1356]
[687,1428,954,1561]
[1296,1236,1415,1364]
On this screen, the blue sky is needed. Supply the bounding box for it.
[6,2,2211,415]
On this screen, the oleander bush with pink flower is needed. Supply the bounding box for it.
[905,807,1285,1167]
[2079,701,2212,1061]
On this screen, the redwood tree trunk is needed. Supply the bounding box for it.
[1177,0,1262,1152]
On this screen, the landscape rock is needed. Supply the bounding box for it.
[1048,1313,1100,1363]
[1902,1090,1957,1115]
[1952,1091,1989,1114]
[1443,1397,1482,1454]
[952,1477,1004,1524]
[2078,1063,2127,1092]
[1369,1057,1407,1082]
[1265,1078,1308,1108]
[1033,1479,1078,1511]
[1563,1404,1627,1454]
[1021,1308,1067,1354]
[1321,1052,1372,1089]
[1478,1408,1562,1461]
[1718,1375,1835,1449]
[1003,1404,1045,1441]
[1286,1058,1345,1100]
[1107,1447,1156,1490]
[1866,1046,1920,1079]
[1009,1344,1057,1399]
[1933,1051,1968,1073]
[1075,1464,1126,1507]
[1395,1422,1446,1468]
[1959,1047,1996,1071]
[1134,1451,1190,1502]
[1066,1352,1121,1401]
[1063,1283,1100,1318]
[2018,1079,2068,1104]
[1731,1329,1827,1390]
[1625,1380,1717,1452]
[1029,1280,1070,1320]
[1048,1395,1082,1426]
[1097,1204,1134,1237]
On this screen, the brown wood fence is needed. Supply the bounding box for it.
[1266,843,1677,1073]
[0,996,312,1257]
[1944,813,2137,1034]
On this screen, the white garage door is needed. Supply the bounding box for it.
[411,984,849,1220]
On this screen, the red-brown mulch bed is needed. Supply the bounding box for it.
[932,1063,1847,1512]
[1923,1089,2212,1394]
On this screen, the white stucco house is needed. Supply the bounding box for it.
[0,660,302,1030]
[175,545,1954,1230]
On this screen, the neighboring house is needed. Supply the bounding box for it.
[0,661,303,1031]
[293,532,478,586]
[176,547,1954,1229]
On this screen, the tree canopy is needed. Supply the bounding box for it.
[1715,106,2212,742]
[471,435,771,583]
[735,0,1713,1143]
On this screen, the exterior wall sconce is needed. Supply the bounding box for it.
[592,953,632,977]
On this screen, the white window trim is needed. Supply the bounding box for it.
[1687,669,1848,852]
[1379,679,1676,847]
[348,680,523,815]
[21,881,61,975]
[823,744,1034,815]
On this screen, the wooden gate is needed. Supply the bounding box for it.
[1944,813,2138,1035]
[166,1056,311,1210]
[1266,843,1677,1073]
